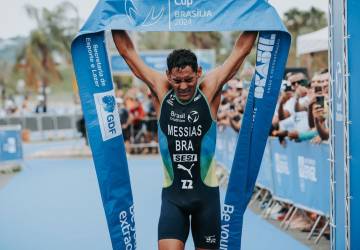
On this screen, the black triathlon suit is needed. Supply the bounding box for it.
[158,87,220,249]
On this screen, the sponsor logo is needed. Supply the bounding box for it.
[125,0,137,24]
[173,154,197,162]
[170,111,185,123]
[94,91,122,141]
[142,6,165,27]
[298,156,317,182]
[205,235,216,244]
[220,204,234,249]
[167,94,175,106]
[194,94,201,102]
[335,61,343,121]
[177,163,194,178]
[3,137,16,153]
[187,110,199,123]
[125,0,164,27]
[274,153,290,175]
[181,179,193,189]
[254,34,276,99]
[335,62,342,99]
[102,95,116,113]
[119,204,136,250]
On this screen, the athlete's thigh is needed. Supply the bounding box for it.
[158,239,185,250]
[158,198,190,244]
[191,199,221,249]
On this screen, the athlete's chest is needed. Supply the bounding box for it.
[159,91,212,139]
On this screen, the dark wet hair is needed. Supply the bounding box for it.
[167,49,198,73]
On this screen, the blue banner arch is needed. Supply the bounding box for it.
[71,1,290,249]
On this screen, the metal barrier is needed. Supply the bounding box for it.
[127,117,158,152]
[0,114,159,144]
[0,114,82,131]
[216,126,330,243]
[0,113,83,140]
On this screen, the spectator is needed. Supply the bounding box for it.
[76,116,87,144]
[311,70,329,143]
[35,95,47,113]
[286,73,311,141]
[117,97,131,152]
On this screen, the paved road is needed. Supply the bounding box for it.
[0,141,308,250]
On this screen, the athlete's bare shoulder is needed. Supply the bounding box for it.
[155,74,171,102]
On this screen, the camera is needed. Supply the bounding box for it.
[316,95,325,108]
[284,84,293,92]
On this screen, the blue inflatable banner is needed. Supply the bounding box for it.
[347,0,360,248]
[330,0,346,248]
[71,1,290,249]
[221,32,289,249]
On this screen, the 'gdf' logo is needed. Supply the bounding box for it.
[94,91,122,141]
[102,95,116,113]
[187,110,199,123]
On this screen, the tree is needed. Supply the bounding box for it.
[283,7,327,66]
[185,32,222,49]
[284,7,327,37]
[14,1,80,109]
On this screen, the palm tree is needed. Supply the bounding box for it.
[14,2,80,110]
[283,7,327,66]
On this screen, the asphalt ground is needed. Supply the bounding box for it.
[0,140,309,250]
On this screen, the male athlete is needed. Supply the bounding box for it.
[112,30,257,250]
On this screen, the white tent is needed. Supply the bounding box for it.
[296,27,328,56]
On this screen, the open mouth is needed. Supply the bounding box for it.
[177,90,191,98]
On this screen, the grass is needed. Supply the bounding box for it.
[0,164,22,174]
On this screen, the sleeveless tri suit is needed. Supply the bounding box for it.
[157,87,220,249]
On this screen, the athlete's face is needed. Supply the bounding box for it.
[167,66,202,102]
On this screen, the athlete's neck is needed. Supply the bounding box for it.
[174,86,199,105]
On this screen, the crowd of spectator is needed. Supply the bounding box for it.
[217,69,330,145]
[115,87,158,154]
[272,69,330,145]
[216,69,330,239]
[111,67,330,154]
[0,94,66,116]
[217,78,248,133]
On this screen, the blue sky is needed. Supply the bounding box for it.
[0,0,327,39]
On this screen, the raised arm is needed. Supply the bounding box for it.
[112,30,168,99]
[201,31,258,103]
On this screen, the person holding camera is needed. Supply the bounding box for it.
[309,71,329,143]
